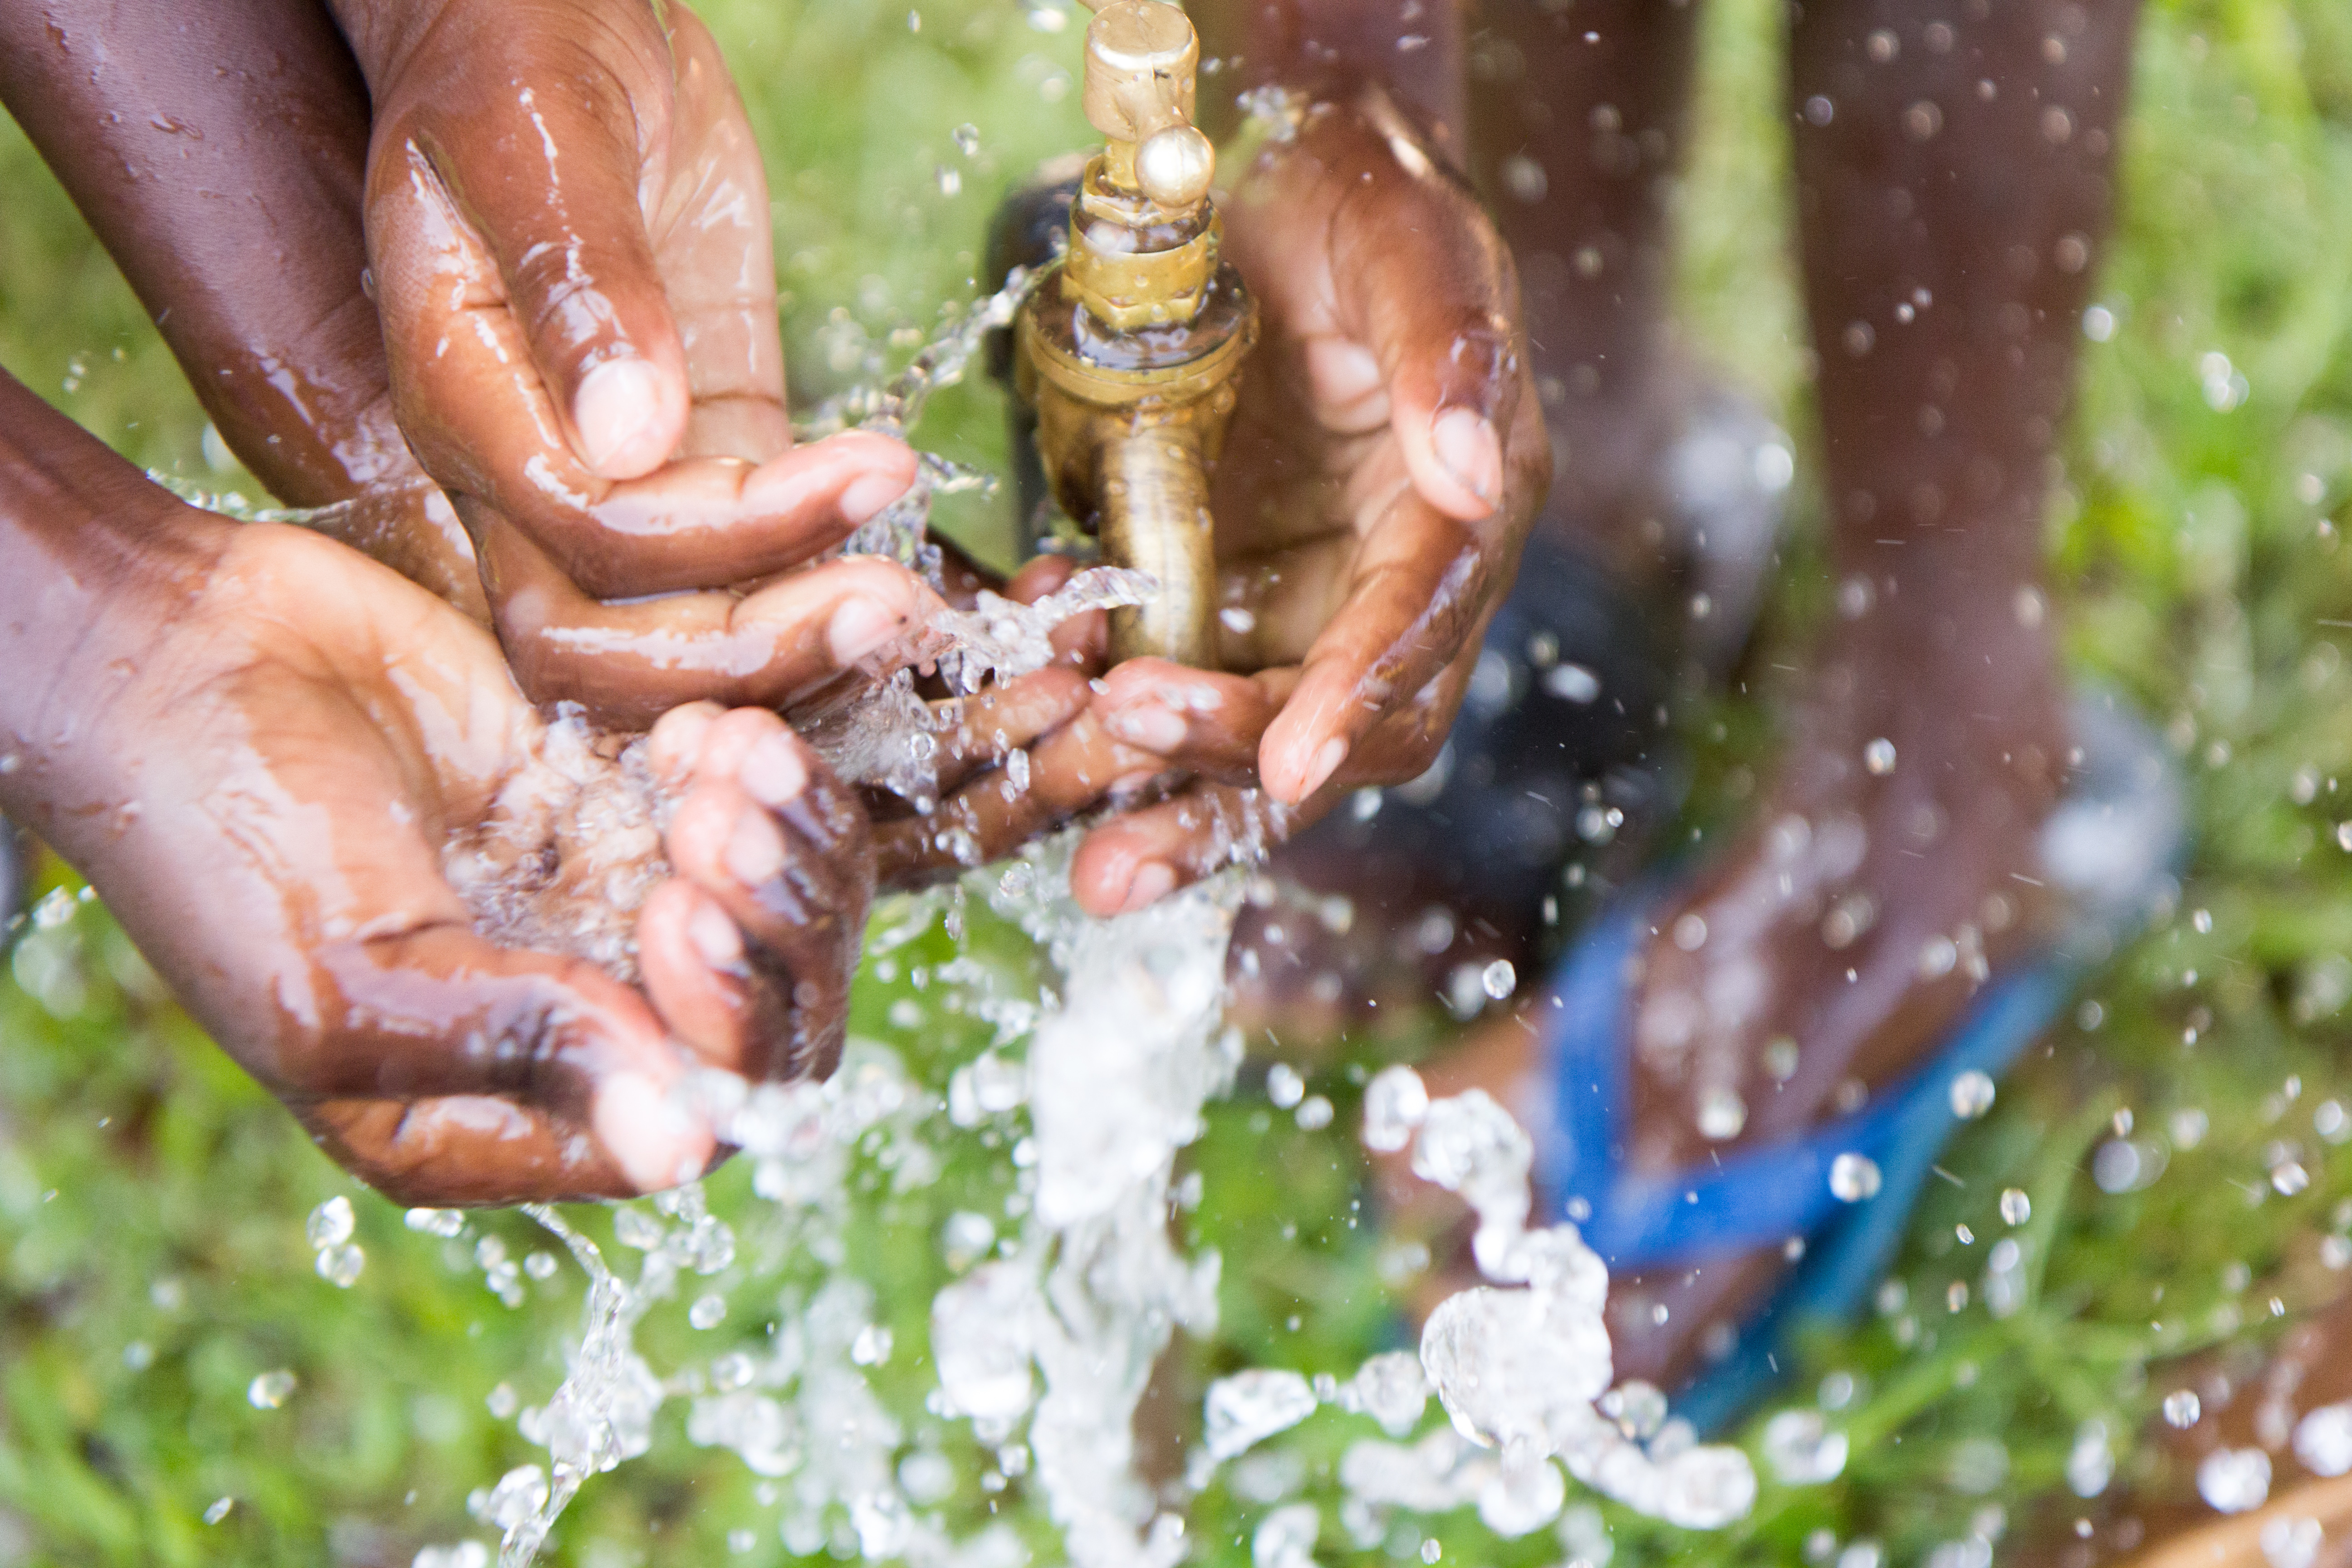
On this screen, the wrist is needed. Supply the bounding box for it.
[0,375,225,813]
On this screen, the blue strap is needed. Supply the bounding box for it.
[1537,891,2080,1272]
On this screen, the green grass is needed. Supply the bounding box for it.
[5,0,2352,1564]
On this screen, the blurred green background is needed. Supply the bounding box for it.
[5,0,2352,1564]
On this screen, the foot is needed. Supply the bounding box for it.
[1606,606,2065,1383]
[1374,596,2067,1390]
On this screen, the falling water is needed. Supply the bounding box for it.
[344,273,1761,1568]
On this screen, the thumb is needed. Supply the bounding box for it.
[405,24,693,479]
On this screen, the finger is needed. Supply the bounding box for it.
[480,534,946,726]
[872,708,1166,889]
[647,701,728,786]
[403,24,692,478]
[1006,553,1077,603]
[1070,781,1316,918]
[638,877,789,1074]
[1256,501,1493,804]
[298,484,490,627]
[295,922,716,1196]
[662,717,872,1083]
[1095,658,1293,783]
[650,5,790,464]
[1323,102,1527,522]
[920,666,1096,800]
[306,1093,655,1206]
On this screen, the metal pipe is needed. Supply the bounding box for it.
[1097,420,1215,666]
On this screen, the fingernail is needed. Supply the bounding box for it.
[840,471,913,525]
[1432,408,1502,507]
[1106,701,1186,753]
[573,357,670,477]
[1296,735,1349,800]
[594,1073,706,1192]
[739,731,808,808]
[725,808,787,887]
[1121,861,1176,913]
[828,595,905,666]
[687,899,743,968]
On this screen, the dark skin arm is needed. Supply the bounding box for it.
[0,0,482,610]
[0,0,943,727]
[0,364,882,1203]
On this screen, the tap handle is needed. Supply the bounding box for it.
[1077,1,1215,209]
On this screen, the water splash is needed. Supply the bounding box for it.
[355,265,1764,1567]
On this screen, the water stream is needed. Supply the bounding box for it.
[376,273,1758,1568]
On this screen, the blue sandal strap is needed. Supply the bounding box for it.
[1538,902,2082,1269]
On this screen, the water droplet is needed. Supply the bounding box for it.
[1266,1062,1306,1109]
[1949,1070,1997,1120]
[2274,1161,2311,1196]
[248,1369,297,1409]
[850,1324,894,1366]
[2000,1188,2032,1225]
[1482,959,1518,1000]
[1421,1539,1443,1564]
[1294,1094,1335,1131]
[1203,1369,1318,1460]
[1361,1065,1430,1153]
[315,1243,364,1288]
[2197,1446,2272,1513]
[204,1497,234,1525]
[1829,1153,1882,1202]
[1762,1409,1850,1483]
[1765,1038,1801,1081]
[2293,1402,2352,1476]
[1697,1088,1748,1141]
[1864,738,1897,774]
[2164,1390,2202,1428]
[484,1464,549,1530]
[952,123,980,157]
[2066,1421,2111,1498]
[306,1195,354,1250]
[690,1294,727,1330]
[1607,1379,1669,1440]
[1544,663,1601,703]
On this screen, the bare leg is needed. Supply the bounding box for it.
[1466,0,1700,578]
[1602,0,2140,1385]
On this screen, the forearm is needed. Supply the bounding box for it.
[0,0,402,508]
[1192,0,1465,152]
[0,368,220,824]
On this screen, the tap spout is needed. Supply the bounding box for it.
[1006,0,1256,671]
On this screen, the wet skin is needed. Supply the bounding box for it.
[0,368,876,1204]
[880,82,1552,912]
[1222,0,2133,1394]
[0,0,942,728]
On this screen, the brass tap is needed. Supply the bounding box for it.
[1012,0,1256,668]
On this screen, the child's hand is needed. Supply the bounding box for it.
[326,0,928,723]
[2,384,880,1203]
[879,91,1548,907]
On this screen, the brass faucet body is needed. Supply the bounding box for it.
[1012,0,1256,669]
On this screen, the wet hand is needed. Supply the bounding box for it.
[329,0,928,724]
[13,504,873,1206]
[1080,89,1546,912]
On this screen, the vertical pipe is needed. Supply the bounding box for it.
[1097,421,1216,666]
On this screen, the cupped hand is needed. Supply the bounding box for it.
[328,0,927,723]
[14,501,874,1206]
[879,89,1548,909]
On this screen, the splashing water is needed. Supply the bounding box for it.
[319,271,1766,1567]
